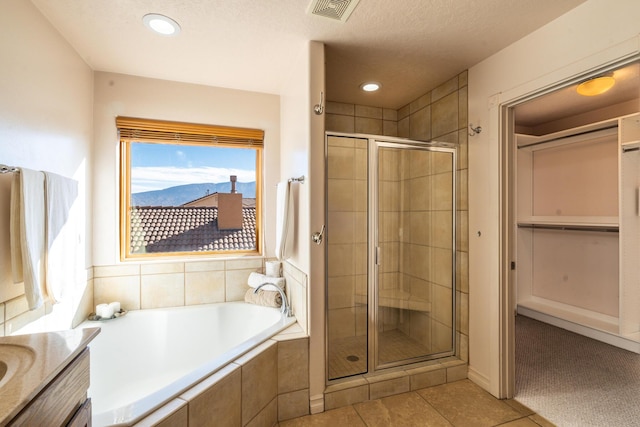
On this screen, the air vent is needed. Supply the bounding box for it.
[308,0,360,22]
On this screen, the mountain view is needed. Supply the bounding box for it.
[132,181,256,206]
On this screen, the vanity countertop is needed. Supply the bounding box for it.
[0,327,100,424]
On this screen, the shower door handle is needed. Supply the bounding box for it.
[375,246,382,266]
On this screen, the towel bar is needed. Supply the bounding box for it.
[0,164,19,174]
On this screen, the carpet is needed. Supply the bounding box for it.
[515,315,640,427]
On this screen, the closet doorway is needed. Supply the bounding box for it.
[506,60,640,424]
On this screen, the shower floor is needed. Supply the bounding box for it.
[328,329,430,380]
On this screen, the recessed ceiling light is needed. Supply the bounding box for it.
[576,75,615,96]
[360,82,381,92]
[143,13,181,36]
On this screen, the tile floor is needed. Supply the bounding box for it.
[278,380,555,427]
[329,330,432,379]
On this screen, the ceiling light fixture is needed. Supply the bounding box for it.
[576,74,615,96]
[361,82,381,92]
[143,13,181,36]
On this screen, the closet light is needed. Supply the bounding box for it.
[360,82,381,92]
[143,14,181,36]
[576,75,615,96]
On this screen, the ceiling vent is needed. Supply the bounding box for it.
[308,0,360,22]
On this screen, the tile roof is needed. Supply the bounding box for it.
[129,206,256,254]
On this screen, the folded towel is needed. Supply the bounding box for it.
[244,288,282,308]
[10,168,46,310]
[247,272,285,292]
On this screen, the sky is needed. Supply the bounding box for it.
[130,142,256,193]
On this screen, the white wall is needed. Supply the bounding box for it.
[468,0,640,396]
[279,44,312,271]
[309,41,327,413]
[278,40,326,411]
[0,0,93,330]
[92,72,280,266]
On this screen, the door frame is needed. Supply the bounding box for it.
[498,54,640,398]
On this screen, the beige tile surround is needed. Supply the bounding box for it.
[91,258,308,330]
[324,357,467,411]
[0,258,309,340]
[135,327,310,426]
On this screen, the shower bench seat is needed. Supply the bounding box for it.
[355,289,431,312]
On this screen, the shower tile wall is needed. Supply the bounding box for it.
[400,149,454,354]
[326,136,368,349]
[326,104,398,137]
[326,70,469,363]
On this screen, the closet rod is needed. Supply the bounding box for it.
[517,223,618,233]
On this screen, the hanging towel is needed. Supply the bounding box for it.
[10,168,46,310]
[275,181,291,260]
[247,271,285,292]
[44,172,78,303]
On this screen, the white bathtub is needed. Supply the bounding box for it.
[77,302,295,426]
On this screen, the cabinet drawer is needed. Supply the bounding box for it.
[68,398,92,427]
[9,348,90,427]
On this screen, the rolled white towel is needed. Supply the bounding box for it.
[247,272,285,292]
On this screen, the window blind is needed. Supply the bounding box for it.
[116,116,264,147]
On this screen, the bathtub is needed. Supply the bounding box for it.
[77,302,295,426]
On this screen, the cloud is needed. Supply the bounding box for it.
[131,166,255,193]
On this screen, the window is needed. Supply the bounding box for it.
[117,116,263,260]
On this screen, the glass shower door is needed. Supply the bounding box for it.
[326,135,369,380]
[326,134,456,381]
[374,143,456,368]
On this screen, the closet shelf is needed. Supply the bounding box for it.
[517,223,619,233]
[517,216,618,227]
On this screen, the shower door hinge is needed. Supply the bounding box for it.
[376,247,382,266]
[510,261,516,270]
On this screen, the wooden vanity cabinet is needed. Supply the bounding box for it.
[9,348,91,427]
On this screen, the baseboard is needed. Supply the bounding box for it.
[467,367,492,393]
[518,305,640,353]
[309,393,324,414]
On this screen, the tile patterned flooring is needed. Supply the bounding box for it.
[279,380,555,427]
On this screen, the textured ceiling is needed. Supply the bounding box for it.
[31,0,586,109]
[514,62,640,131]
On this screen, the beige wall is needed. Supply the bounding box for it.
[0,0,94,335]
[468,0,640,397]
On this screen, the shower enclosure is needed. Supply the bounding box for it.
[326,133,456,380]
